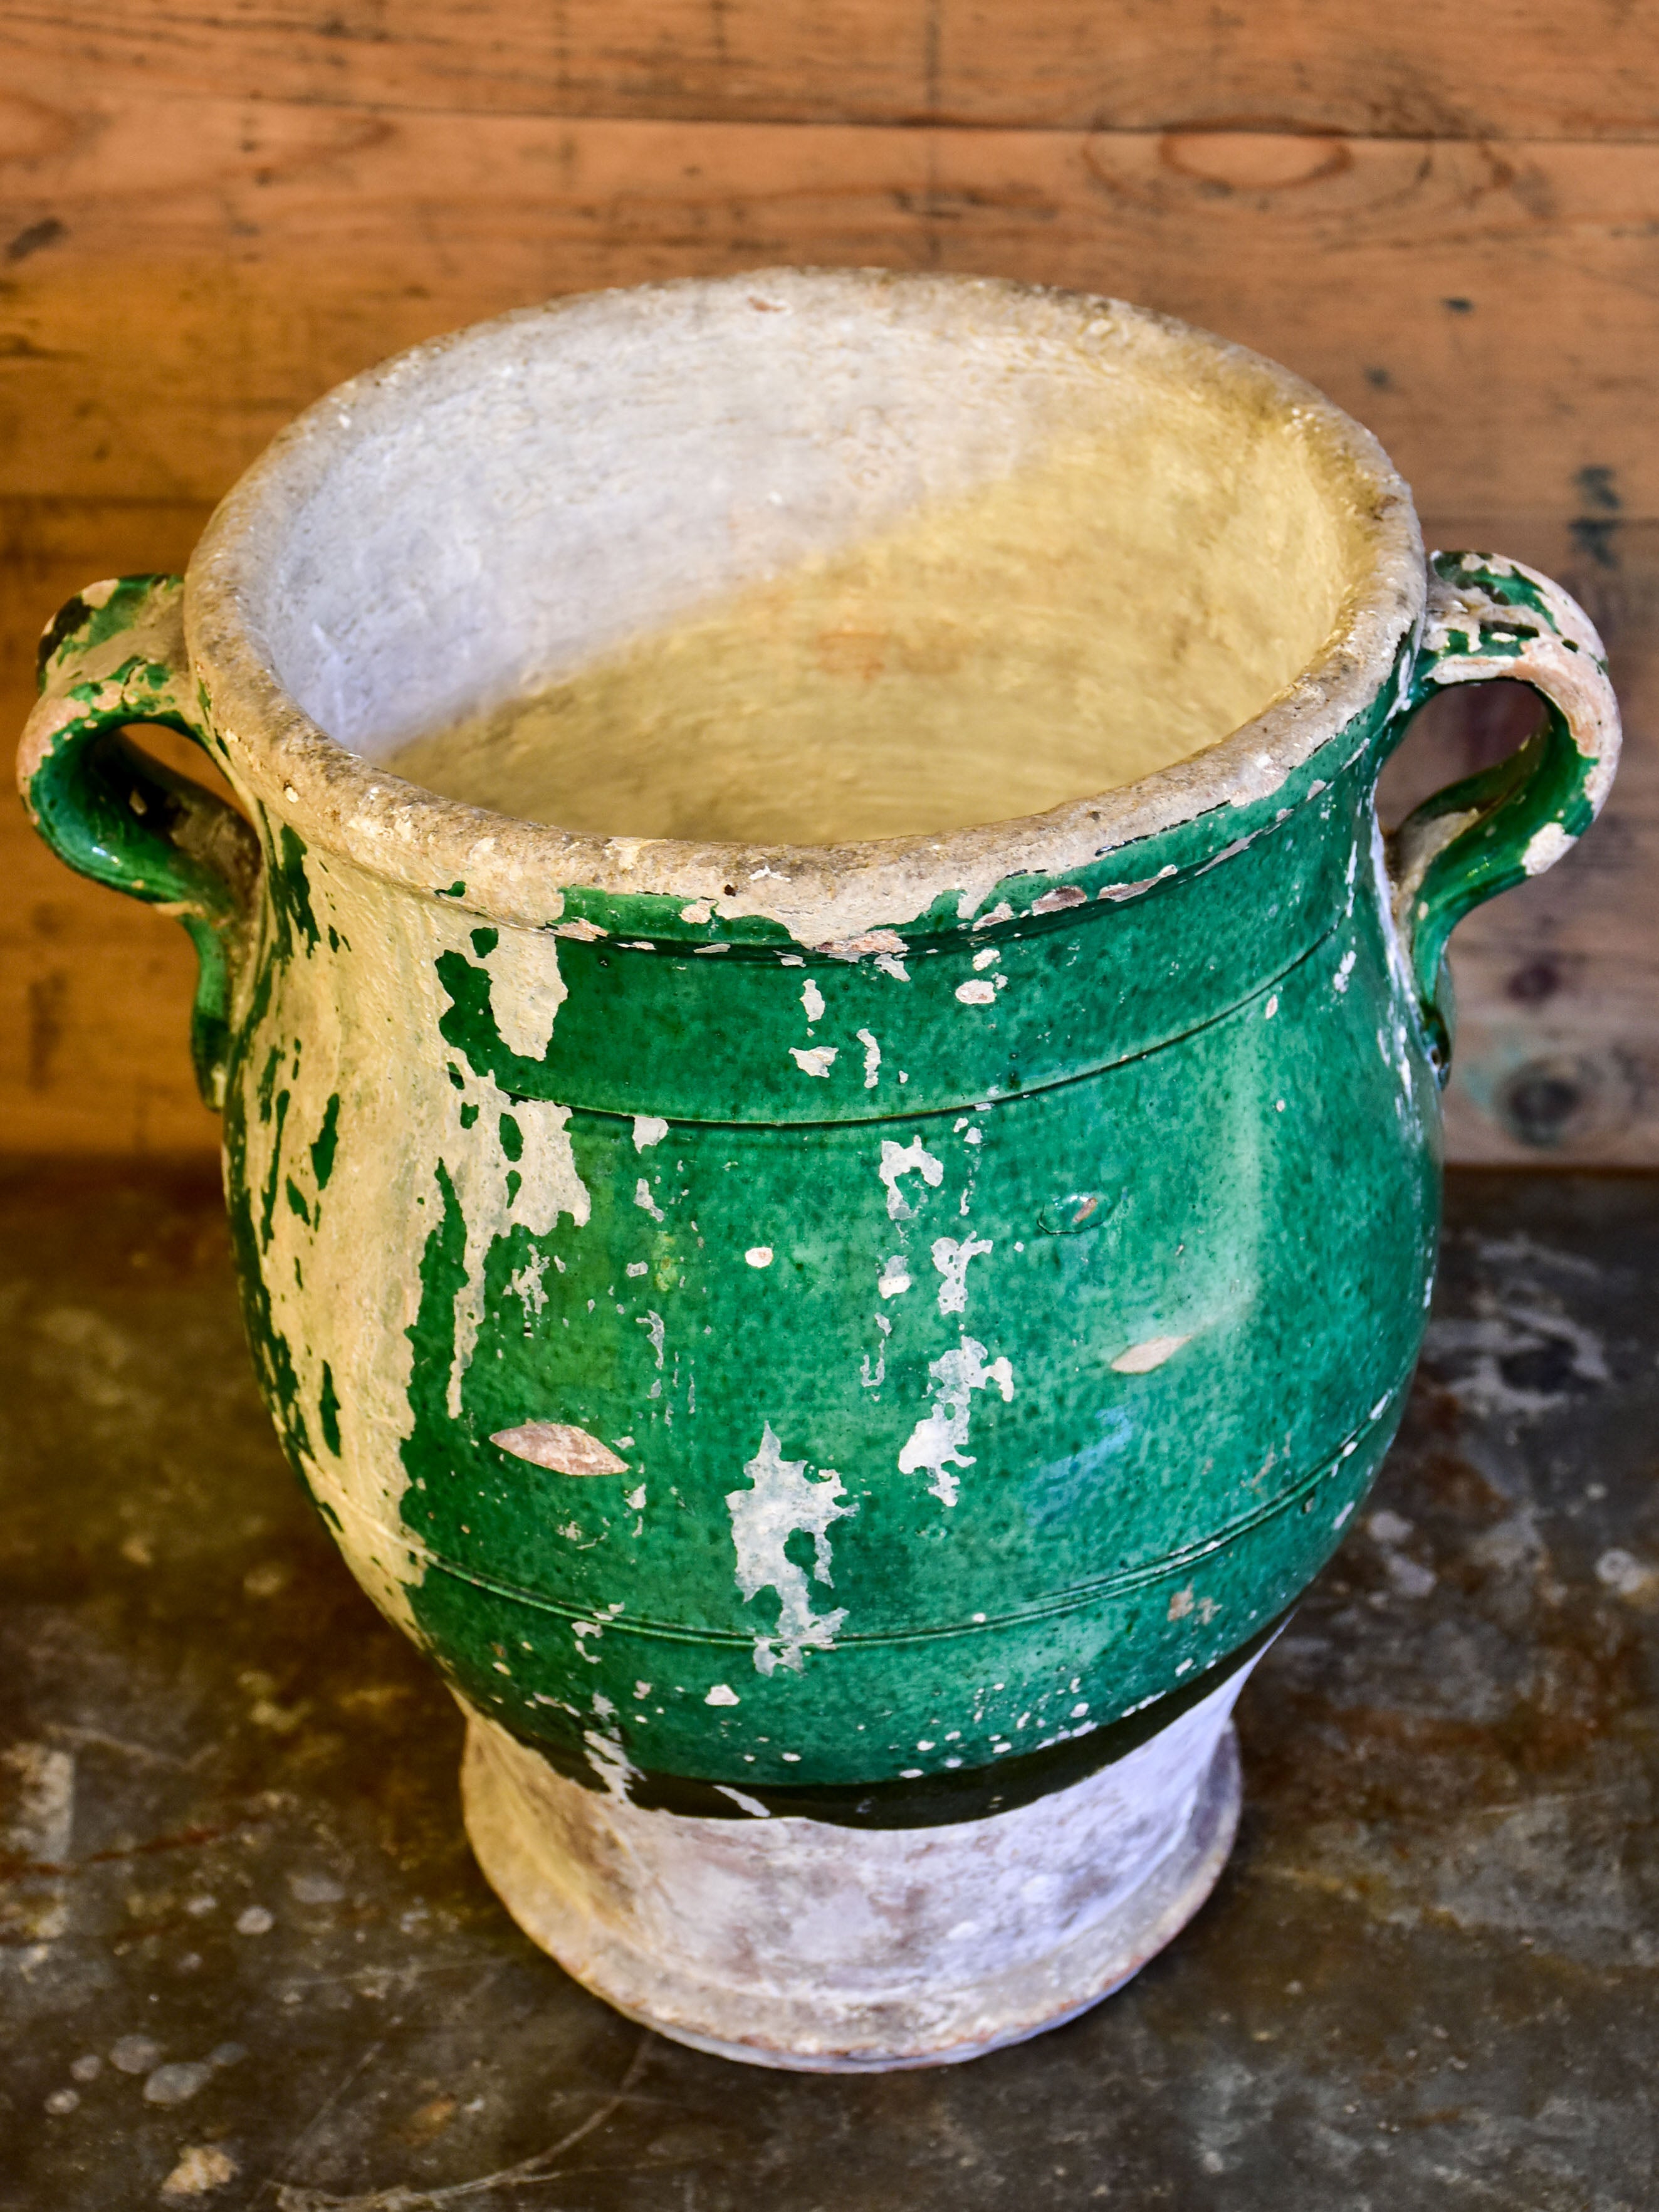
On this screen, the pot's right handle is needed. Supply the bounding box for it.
[1387,550,1621,1077]
[16,573,262,1110]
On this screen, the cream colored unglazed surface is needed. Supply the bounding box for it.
[383,420,1367,847]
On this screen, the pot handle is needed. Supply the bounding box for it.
[1387,550,1621,1077]
[15,574,261,1111]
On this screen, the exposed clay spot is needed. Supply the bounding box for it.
[1031,884,1087,914]
[898,1336,1015,1506]
[1166,1583,1218,1624]
[879,1138,944,1220]
[632,1115,668,1150]
[1522,821,1576,874]
[1112,1333,1191,1374]
[726,1423,854,1673]
[932,1234,992,1314]
[1099,864,1176,901]
[745,1246,774,1268]
[801,979,826,1024]
[704,1683,741,1706]
[634,1177,665,1222]
[790,1045,837,1077]
[490,1422,629,1476]
[815,931,906,962]
[955,978,998,1005]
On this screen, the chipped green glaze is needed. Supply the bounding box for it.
[16,305,1620,1852]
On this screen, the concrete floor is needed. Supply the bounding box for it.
[1,1163,1655,2210]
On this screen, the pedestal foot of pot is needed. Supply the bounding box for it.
[459,1653,1255,2071]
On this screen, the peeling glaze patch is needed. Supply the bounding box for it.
[745,1246,774,1268]
[633,1177,665,1223]
[955,978,998,1005]
[582,1723,639,1799]
[1031,885,1087,915]
[932,1234,993,1314]
[726,1423,854,1674]
[879,1254,912,1298]
[491,1422,629,1476]
[632,1116,668,1150]
[874,955,909,981]
[1111,1334,1191,1375]
[1523,821,1576,874]
[571,1599,625,1665]
[704,1683,740,1706]
[231,861,589,1635]
[817,930,906,963]
[507,1251,549,1323]
[856,1028,881,1088]
[1099,864,1176,902]
[801,979,826,1024]
[880,1138,944,1220]
[790,1046,837,1077]
[861,1312,891,1388]
[898,1336,1015,1507]
[443,928,590,1416]
[1333,949,1356,993]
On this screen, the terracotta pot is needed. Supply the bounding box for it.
[16,271,1619,2068]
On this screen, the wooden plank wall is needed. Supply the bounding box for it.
[3,3,1657,1160]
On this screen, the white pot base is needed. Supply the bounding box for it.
[459,1653,1256,2072]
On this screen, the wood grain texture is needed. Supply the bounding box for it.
[3,107,1658,518]
[6,2,1659,136]
[1,23,1655,1161]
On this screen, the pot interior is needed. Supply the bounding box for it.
[246,273,1384,847]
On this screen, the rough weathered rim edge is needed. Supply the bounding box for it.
[186,268,1426,941]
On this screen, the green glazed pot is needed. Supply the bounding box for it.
[16,272,1619,2068]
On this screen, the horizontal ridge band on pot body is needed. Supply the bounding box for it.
[159,273,1446,1819]
[221,805,1429,1806]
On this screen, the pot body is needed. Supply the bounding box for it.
[224,729,1429,1816]
[18,273,1620,2063]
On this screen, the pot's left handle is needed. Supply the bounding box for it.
[16,574,262,1110]
[1387,550,1621,1077]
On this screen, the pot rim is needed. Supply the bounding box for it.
[187,268,1425,945]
